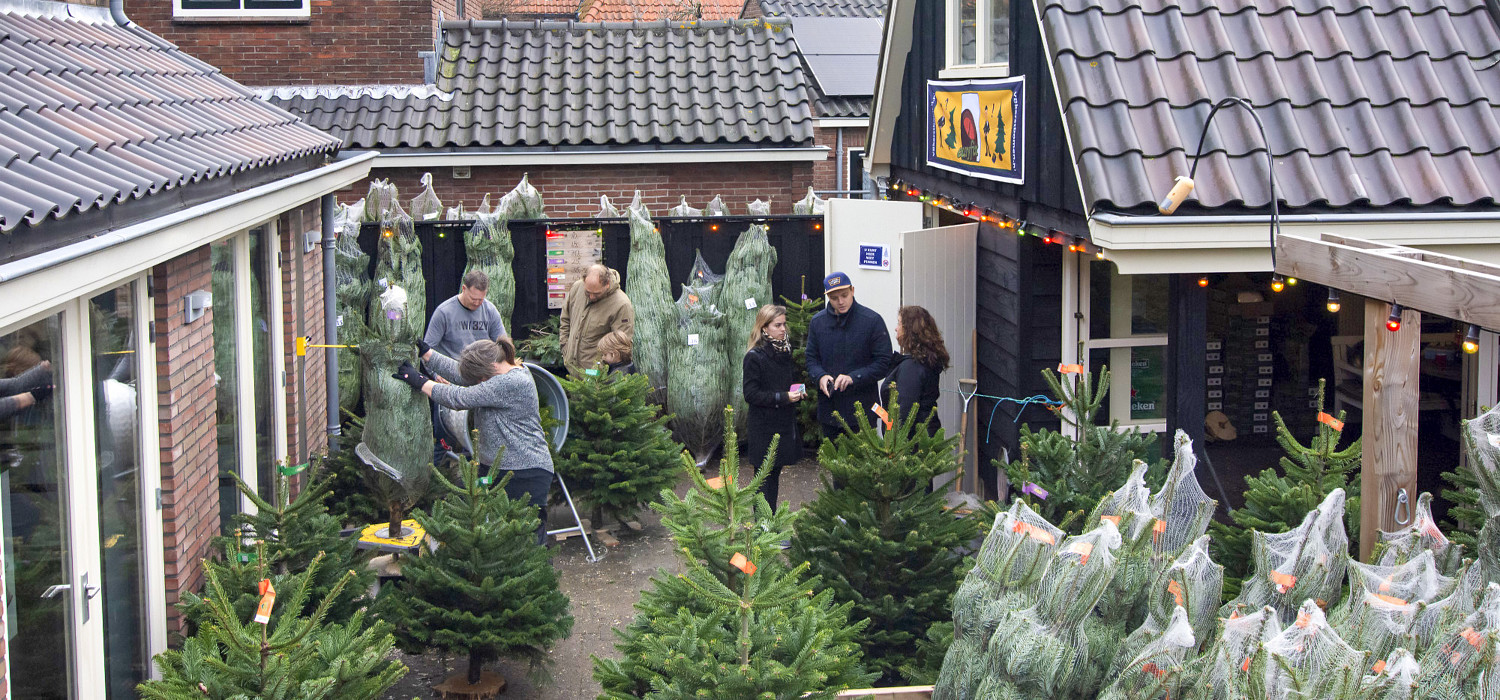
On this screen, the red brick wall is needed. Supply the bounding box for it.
[812,126,868,193]
[278,203,330,471]
[153,246,220,635]
[126,0,433,86]
[340,161,819,216]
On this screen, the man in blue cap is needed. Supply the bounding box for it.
[805,271,893,440]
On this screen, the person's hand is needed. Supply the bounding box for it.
[29,385,52,403]
[416,340,432,360]
[392,362,427,391]
[789,389,804,402]
[431,373,451,385]
[833,374,853,392]
[818,375,834,397]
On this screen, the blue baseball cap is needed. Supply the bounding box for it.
[823,271,852,294]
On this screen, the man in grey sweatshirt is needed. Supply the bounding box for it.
[423,270,506,462]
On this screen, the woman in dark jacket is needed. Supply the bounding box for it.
[883,305,950,435]
[742,304,804,506]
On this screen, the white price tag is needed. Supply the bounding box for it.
[687,333,700,346]
[744,297,756,309]
[336,314,343,328]
[423,212,439,220]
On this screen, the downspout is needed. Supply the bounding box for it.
[321,193,341,450]
[109,0,131,26]
[835,128,845,192]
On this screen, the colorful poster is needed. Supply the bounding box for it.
[926,77,1025,184]
[545,228,603,310]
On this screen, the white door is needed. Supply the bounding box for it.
[824,198,924,337]
[901,223,979,488]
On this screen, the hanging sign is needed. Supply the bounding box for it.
[857,243,891,270]
[927,76,1025,184]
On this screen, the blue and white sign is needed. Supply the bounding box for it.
[858,243,891,270]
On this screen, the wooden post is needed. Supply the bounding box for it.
[1360,299,1420,561]
[1166,274,1207,458]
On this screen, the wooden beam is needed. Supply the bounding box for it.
[1275,233,1500,329]
[1360,299,1421,561]
[838,686,935,700]
[1166,274,1207,457]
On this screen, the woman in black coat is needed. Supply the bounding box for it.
[742,304,805,507]
[883,305,950,436]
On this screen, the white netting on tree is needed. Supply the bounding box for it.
[595,194,620,218]
[668,196,703,217]
[369,200,425,341]
[361,178,397,222]
[409,172,442,221]
[463,210,515,332]
[444,204,464,219]
[1186,605,1282,699]
[748,198,771,216]
[1224,488,1350,624]
[1360,648,1421,700]
[1329,551,1465,661]
[719,225,776,428]
[1261,600,1369,699]
[1150,431,1218,556]
[475,193,492,216]
[1037,519,1124,627]
[497,173,545,219]
[1378,492,1465,575]
[686,249,724,308]
[624,206,672,401]
[667,283,727,465]
[333,202,370,412]
[1100,606,1197,700]
[1089,462,1156,623]
[705,194,729,216]
[792,186,827,214]
[1413,583,1500,698]
[1149,534,1224,648]
[1463,404,1500,514]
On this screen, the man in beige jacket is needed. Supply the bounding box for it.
[559,264,635,373]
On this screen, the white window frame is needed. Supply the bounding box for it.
[1075,259,1169,433]
[226,223,289,515]
[172,0,310,20]
[943,0,1011,78]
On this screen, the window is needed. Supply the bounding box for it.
[948,0,1010,73]
[174,0,309,20]
[848,148,870,198]
[1084,261,1169,429]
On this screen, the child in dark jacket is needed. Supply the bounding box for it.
[597,329,636,375]
[742,305,805,507]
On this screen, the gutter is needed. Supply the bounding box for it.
[0,152,377,285]
[109,0,131,26]
[321,194,341,449]
[362,146,829,168]
[1092,210,1500,226]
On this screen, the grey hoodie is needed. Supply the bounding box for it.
[427,351,553,474]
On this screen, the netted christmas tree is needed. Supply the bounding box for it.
[1006,366,1164,531]
[719,224,777,429]
[1221,488,1350,625]
[667,282,728,465]
[1375,491,1466,575]
[1459,404,1500,584]
[1212,379,1361,598]
[333,201,370,413]
[378,459,573,687]
[790,394,982,685]
[463,209,515,333]
[792,186,827,214]
[368,201,424,339]
[140,552,406,700]
[409,171,443,221]
[782,288,824,453]
[357,277,432,538]
[553,369,682,528]
[496,172,546,219]
[624,202,673,403]
[592,410,877,698]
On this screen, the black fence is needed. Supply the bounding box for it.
[358,216,826,337]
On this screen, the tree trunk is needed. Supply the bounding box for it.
[467,649,485,685]
[389,505,404,539]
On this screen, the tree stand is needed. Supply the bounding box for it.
[545,473,600,562]
[434,670,506,699]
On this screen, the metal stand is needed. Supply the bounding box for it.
[546,473,600,562]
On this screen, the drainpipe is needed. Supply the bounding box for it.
[321,193,341,450]
[835,128,845,192]
[109,0,131,26]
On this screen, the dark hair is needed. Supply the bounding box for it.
[896,306,950,372]
[457,336,517,385]
[461,270,489,292]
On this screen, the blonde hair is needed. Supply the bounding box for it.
[457,336,517,385]
[747,304,788,352]
[597,329,633,362]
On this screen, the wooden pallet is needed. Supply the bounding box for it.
[433,670,506,699]
[837,686,934,700]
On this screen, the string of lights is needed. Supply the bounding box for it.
[881,178,1108,260]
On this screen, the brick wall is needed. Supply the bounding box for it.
[153,246,220,635]
[811,126,868,193]
[126,0,433,86]
[278,203,330,471]
[341,160,819,215]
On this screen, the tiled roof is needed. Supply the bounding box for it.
[1039,0,1500,212]
[759,0,883,18]
[271,19,816,149]
[496,0,581,15]
[581,0,741,21]
[817,95,870,118]
[0,1,340,233]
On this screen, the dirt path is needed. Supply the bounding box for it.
[383,457,827,700]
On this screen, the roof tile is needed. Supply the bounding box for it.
[581,0,742,21]
[1040,0,1500,211]
[758,0,883,17]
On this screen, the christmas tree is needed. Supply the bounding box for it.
[1211,380,1360,598]
[790,394,982,685]
[553,368,683,528]
[593,408,877,698]
[1006,367,1164,531]
[140,552,406,700]
[781,289,824,453]
[378,458,573,687]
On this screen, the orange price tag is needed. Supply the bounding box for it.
[705,476,725,489]
[253,579,276,625]
[1057,363,1084,374]
[1295,611,1312,628]
[1372,659,1387,674]
[1269,571,1297,594]
[1317,412,1344,432]
[1067,541,1094,564]
[1152,519,1166,543]
[1239,657,1252,672]
[872,405,893,430]
[730,552,757,575]
[1167,580,1185,607]
[1141,662,1166,678]
[1100,515,1121,527]
[1378,575,1394,593]
[1010,520,1056,545]
[1462,627,1484,650]
[1373,593,1408,606]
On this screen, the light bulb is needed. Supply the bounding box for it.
[1326,289,1340,313]
[1197,276,1209,288]
[1386,304,1403,331]
[1270,275,1286,293]
[1464,324,1481,354]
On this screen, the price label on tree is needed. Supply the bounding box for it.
[744,297,757,309]
[687,334,700,346]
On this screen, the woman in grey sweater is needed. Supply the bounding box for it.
[394,336,553,543]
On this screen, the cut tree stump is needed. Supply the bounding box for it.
[433,670,506,699]
[624,520,643,532]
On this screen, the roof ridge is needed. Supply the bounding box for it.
[1045,1,1476,20]
[1062,94,1500,112]
[1076,143,1500,163]
[1054,45,1500,62]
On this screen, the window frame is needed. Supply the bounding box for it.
[173,0,310,21]
[1078,261,1170,433]
[943,0,1011,77]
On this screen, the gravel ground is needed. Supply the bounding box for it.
[382,456,827,700]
